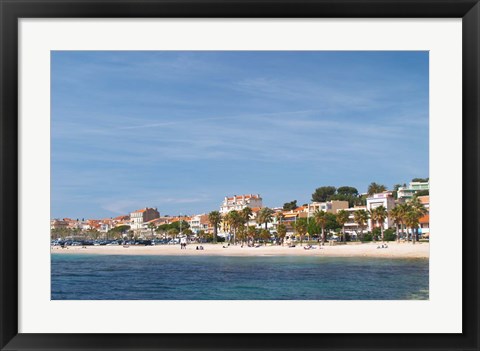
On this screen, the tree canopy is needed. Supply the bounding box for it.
[367,182,387,196]
[414,189,429,197]
[311,185,360,207]
[109,225,130,234]
[311,186,336,202]
[336,186,358,196]
[412,177,429,182]
[283,200,298,211]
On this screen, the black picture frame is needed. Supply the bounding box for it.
[1,0,479,350]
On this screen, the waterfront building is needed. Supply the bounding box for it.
[130,207,160,230]
[307,200,349,216]
[366,192,396,231]
[342,206,368,237]
[417,195,430,237]
[188,214,210,234]
[50,219,69,230]
[220,194,263,214]
[397,181,429,199]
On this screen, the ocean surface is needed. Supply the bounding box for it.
[51,254,429,300]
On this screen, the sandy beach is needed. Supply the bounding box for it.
[51,242,429,259]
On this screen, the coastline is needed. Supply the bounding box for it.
[51,242,429,259]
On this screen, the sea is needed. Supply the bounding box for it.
[51,254,429,300]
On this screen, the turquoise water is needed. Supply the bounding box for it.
[51,254,429,300]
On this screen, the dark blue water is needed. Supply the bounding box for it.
[51,254,429,300]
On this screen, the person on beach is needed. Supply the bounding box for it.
[180,237,187,249]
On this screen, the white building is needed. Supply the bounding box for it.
[220,194,263,214]
[188,214,210,234]
[397,181,429,199]
[342,206,368,236]
[130,207,160,231]
[366,192,396,231]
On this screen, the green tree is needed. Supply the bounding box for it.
[240,207,253,234]
[412,177,429,182]
[107,225,130,240]
[170,220,189,233]
[225,210,243,244]
[236,225,247,245]
[325,212,341,232]
[336,209,350,243]
[370,206,388,241]
[283,200,298,211]
[389,206,403,243]
[247,225,258,244]
[168,228,179,240]
[257,207,274,230]
[314,210,328,243]
[414,189,429,197]
[353,209,369,240]
[383,228,396,241]
[396,203,410,241]
[367,182,387,196]
[311,186,336,202]
[197,230,206,242]
[337,186,359,196]
[292,218,308,246]
[208,211,222,244]
[86,229,101,240]
[407,197,428,243]
[260,229,271,246]
[156,223,170,235]
[277,224,287,246]
[51,227,70,240]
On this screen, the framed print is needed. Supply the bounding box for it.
[1,0,479,350]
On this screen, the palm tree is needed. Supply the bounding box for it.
[367,182,387,196]
[314,210,328,244]
[336,210,350,243]
[389,206,403,242]
[226,210,243,244]
[260,229,271,246]
[371,206,388,241]
[247,225,258,245]
[168,228,179,241]
[292,218,308,246]
[241,207,253,231]
[236,225,247,245]
[408,197,428,243]
[208,211,222,244]
[353,209,369,240]
[396,203,410,241]
[404,211,420,244]
[275,211,285,225]
[277,224,287,246]
[257,207,274,231]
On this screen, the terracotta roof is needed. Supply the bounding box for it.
[114,215,130,220]
[226,194,260,200]
[419,214,429,224]
[295,206,307,211]
[418,195,430,204]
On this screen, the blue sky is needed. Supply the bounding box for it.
[51,51,429,219]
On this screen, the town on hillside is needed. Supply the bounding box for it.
[50,179,430,246]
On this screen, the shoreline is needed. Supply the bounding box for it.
[51,242,429,259]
